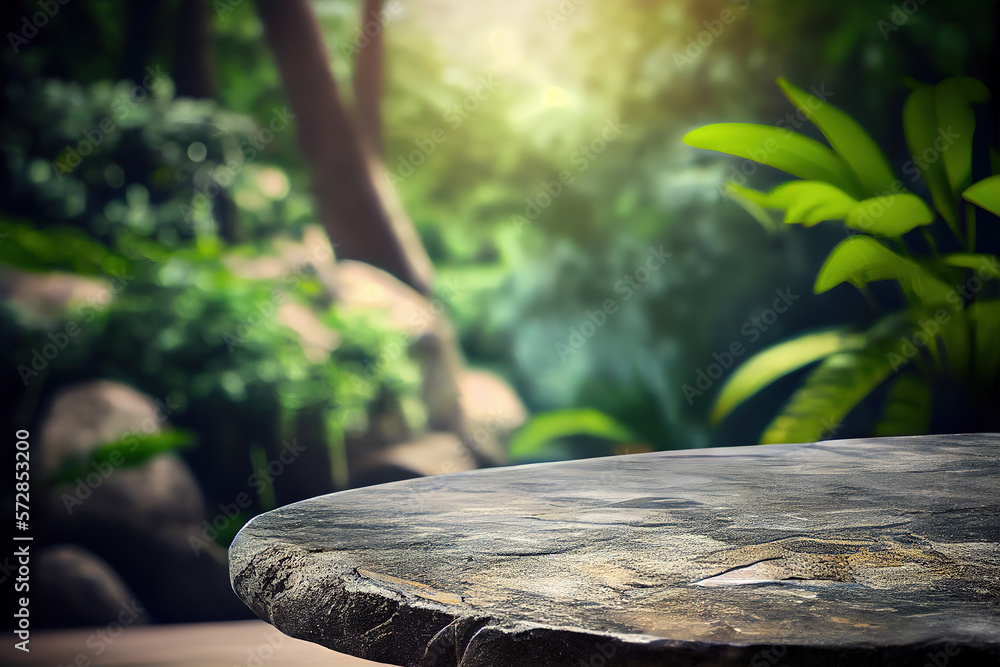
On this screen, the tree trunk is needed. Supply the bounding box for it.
[255,0,433,295]
[173,0,216,100]
[353,0,385,155]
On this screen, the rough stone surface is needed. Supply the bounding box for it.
[230,434,1000,666]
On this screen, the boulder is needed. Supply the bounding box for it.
[349,432,478,488]
[335,261,528,468]
[39,380,251,624]
[457,369,527,463]
[225,237,530,475]
[0,267,109,330]
[34,544,149,628]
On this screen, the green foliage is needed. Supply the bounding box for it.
[761,327,903,443]
[0,72,421,508]
[813,236,950,304]
[775,78,896,196]
[963,175,1000,217]
[844,195,933,237]
[46,429,194,486]
[1,75,308,249]
[509,408,637,462]
[4,0,994,470]
[683,123,859,194]
[0,219,130,276]
[711,330,855,424]
[686,76,999,442]
[874,372,931,437]
[3,232,423,495]
[726,181,857,227]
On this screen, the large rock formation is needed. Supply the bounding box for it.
[39,381,251,623]
[228,226,528,489]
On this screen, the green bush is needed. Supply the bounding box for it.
[684,77,999,442]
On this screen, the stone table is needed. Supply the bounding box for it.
[230,434,1000,666]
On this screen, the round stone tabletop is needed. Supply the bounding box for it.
[230,434,1000,666]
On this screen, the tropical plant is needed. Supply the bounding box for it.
[683,76,999,443]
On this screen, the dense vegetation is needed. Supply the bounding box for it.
[1,0,996,484]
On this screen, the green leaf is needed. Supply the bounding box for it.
[904,85,958,234]
[762,341,900,444]
[937,307,970,380]
[723,183,779,231]
[508,409,636,460]
[724,183,779,207]
[46,429,194,486]
[711,329,858,424]
[940,252,1000,278]
[0,219,128,276]
[962,175,1000,217]
[780,182,858,224]
[814,236,952,304]
[682,123,858,193]
[968,299,1000,389]
[873,373,931,437]
[934,78,979,196]
[949,76,992,104]
[777,78,895,197]
[845,194,934,236]
[725,181,857,226]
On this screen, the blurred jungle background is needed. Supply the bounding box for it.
[1,0,997,627]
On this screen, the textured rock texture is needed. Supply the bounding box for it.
[230,434,1000,666]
